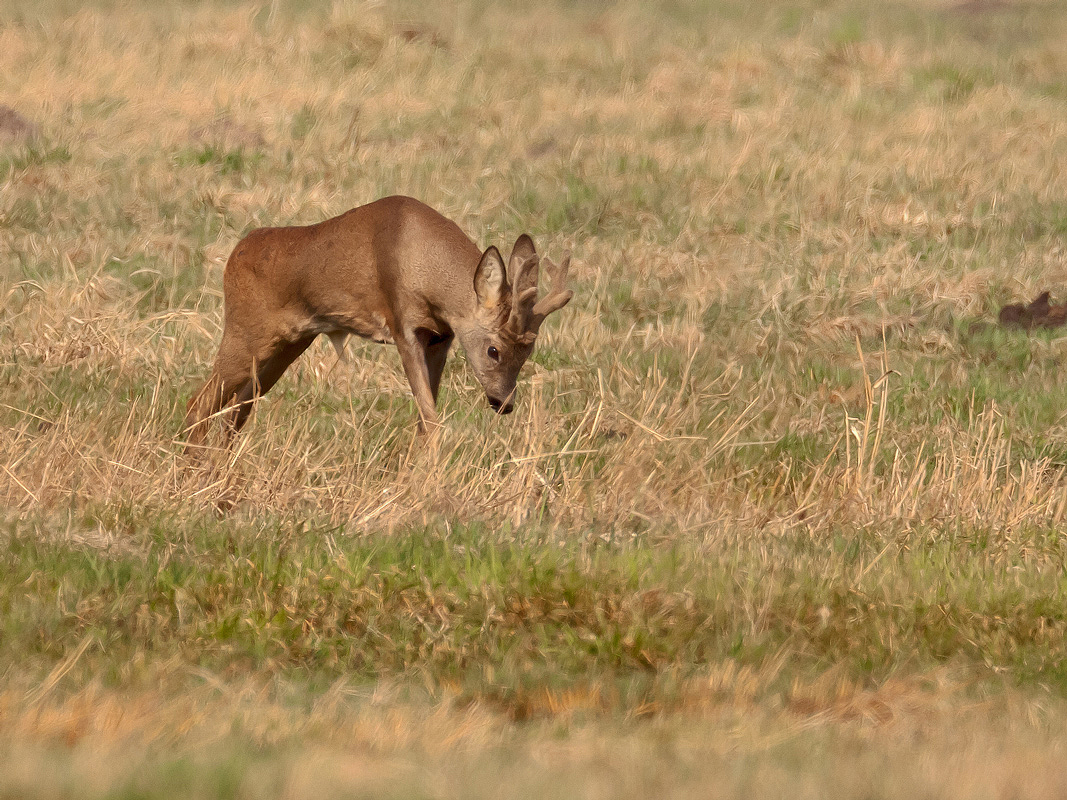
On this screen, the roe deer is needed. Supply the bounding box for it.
[183,195,572,455]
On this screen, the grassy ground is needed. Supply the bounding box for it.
[4,0,1067,796]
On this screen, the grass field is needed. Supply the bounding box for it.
[5,0,1067,796]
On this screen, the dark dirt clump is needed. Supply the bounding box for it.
[0,105,40,144]
[998,291,1067,331]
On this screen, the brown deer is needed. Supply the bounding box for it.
[183,195,572,455]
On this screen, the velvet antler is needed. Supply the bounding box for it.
[528,251,573,333]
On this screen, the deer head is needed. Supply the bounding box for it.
[460,234,573,413]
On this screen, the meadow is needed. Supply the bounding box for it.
[4,0,1067,796]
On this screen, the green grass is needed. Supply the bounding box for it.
[6,510,1067,709]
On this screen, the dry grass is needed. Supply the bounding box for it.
[4,0,1067,796]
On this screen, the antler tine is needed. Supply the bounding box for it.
[511,252,539,289]
[514,253,539,294]
[508,254,540,332]
[516,287,539,306]
[531,250,573,322]
[544,250,571,289]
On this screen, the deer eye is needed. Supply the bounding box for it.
[487,346,499,361]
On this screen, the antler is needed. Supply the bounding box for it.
[529,251,573,332]
[508,253,540,335]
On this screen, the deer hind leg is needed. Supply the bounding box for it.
[224,335,316,437]
[184,332,314,457]
[183,333,257,457]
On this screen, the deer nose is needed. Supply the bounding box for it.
[488,396,514,415]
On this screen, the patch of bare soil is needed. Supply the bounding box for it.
[395,23,449,49]
[949,0,1011,13]
[0,105,39,144]
[189,115,265,149]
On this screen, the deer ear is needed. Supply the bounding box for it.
[474,246,508,309]
[508,234,538,295]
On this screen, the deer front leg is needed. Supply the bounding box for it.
[395,329,441,433]
[425,334,453,404]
